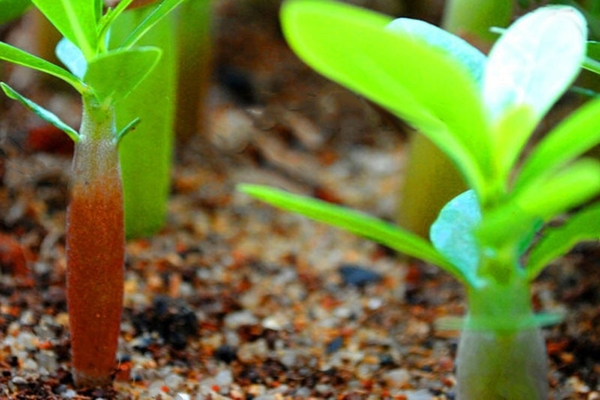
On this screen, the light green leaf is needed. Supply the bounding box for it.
[386,18,486,83]
[1,83,79,141]
[238,184,476,285]
[84,47,162,104]
[31,0,98,60]
[527,202,600,280]
[515,95,600,191]
[430,190,481,286]
[56,38,87,78]
[280,0,491,198]
[483,6,586,127]
[490,104,537,180]
[0,42,84,92]
[119,0,187,49]
[513,159,600,221]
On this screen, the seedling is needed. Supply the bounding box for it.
[0,0,184,387]
[240,2,600,398]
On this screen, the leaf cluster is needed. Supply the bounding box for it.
[0,0,185,141]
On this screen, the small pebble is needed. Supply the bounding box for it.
[338,264,383,287]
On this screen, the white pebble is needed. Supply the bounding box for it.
[214,369,233,387]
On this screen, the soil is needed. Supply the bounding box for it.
[0,1,599,399]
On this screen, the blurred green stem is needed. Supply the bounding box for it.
[175,0,213,141]
[112,5,177,238]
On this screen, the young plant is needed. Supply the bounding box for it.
[0,0,184,387]
[240,1,600,398]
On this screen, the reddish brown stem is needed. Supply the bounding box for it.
[66,100,124,387]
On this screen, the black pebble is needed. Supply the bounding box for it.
[338,264,383,287]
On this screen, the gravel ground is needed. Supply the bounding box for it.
[0,1,600,399]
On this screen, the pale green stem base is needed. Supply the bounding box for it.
[456,328,548,400]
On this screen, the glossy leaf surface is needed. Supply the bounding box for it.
[483,6,586,181]
[483,6,586,124]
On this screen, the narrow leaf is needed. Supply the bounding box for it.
[55,38,87,79]
[0,42,84,92]
[1,83,79,141]
[280,0,490,197]
[527,202,600,280]
[120,0,187,49]
[483,6,586,126]
[430,190,481,285]
[84,47,161,104]
[513,159,600,221]
[97,0,135,45]
[116,117,141,143]
[31,0,98,59]
[515,95,600,190]
[238,184,476,285]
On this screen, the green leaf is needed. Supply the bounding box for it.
[430,190,481,286]
[513,158,600,221]
[280,0,491,198]
[0,42,84,92]
[84,47,162,104]
[56,38,87,79]
[483,6,586,127]
[527,202,600,280]
[515,95,600,190]
[116,117,141,143]
[31,0,98,60]
[119,0,187,49]
[97,0,135,46]
[1,83,79,142]
[386,18,486,83]
[587,41,600,62]
[489,104,537,181]
[238,184,477,285]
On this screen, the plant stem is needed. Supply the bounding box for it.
[66,98,124,387]
[442,0,513,45]
[457,278,548,399]
[175,0,213,141]
[112,5,176,238]
[456,328,547,399]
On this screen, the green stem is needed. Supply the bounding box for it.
[442,0,513,45]
[175,0,213,141]
[112,5,176,238]
[66,97,124,387]
[457,278,548,399]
